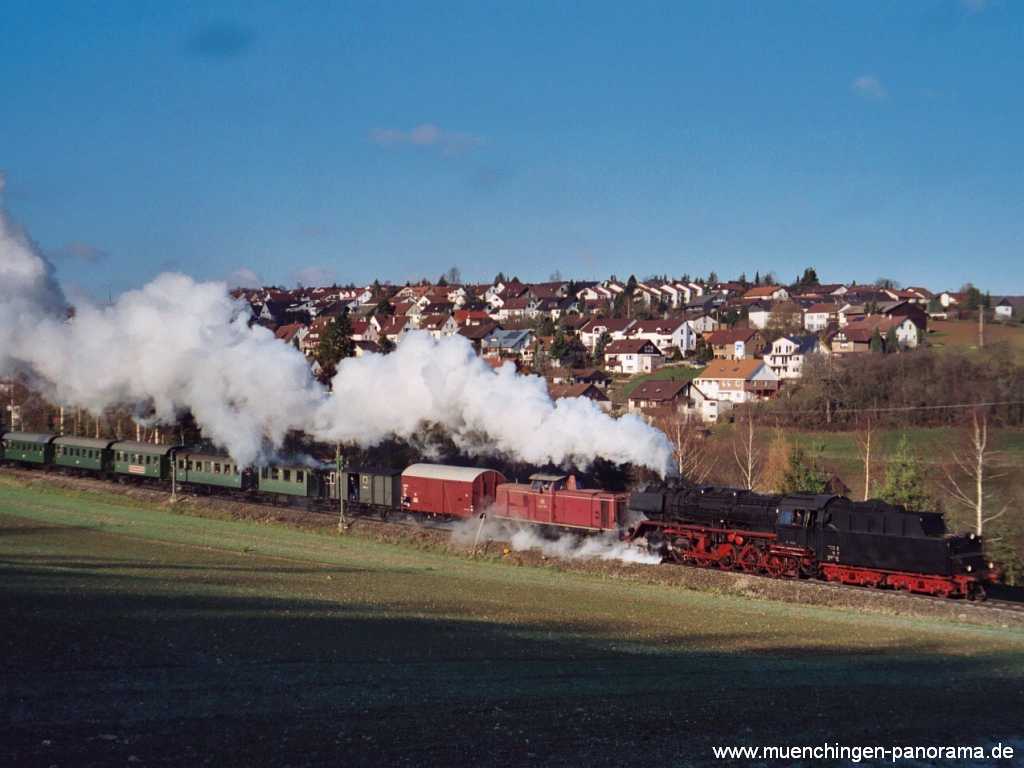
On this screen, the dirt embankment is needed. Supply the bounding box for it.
[3,466,1023,630]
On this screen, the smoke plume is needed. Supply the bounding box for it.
[0,198,672,473]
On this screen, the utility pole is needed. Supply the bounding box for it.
[978,305,985,349]
[336,443,347,531]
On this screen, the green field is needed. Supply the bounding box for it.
[2,476,1023,766]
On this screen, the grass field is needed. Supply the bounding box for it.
[929,318,1024,362]
[2,477,1023,766]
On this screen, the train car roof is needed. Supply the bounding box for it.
[53,436,117,449]
[2,432,56,444]
[343,465,402,477]
[109,441,177,455]
[403,463,506,483]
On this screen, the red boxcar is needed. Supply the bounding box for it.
[401,464,506,519]
[492,474,628,531]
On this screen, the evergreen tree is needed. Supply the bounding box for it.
[778,445,829,494]
[437,274,448,287]
[494,272,507,285]
[798,267,819,286]
[754,271,761,285]
[884,326,899,352]
[869,328,884,353]
[878,435,932,511]
[549,329,568,362]
[594,331,612,362]
[316,311,356,379]
[375,298,394,316]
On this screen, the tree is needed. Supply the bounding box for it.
[878,435,932,511]
[559,336,588,368]
[493,272,507,285]
[443,266,462,285]
[797,267,820,287]
[942,410,1008,535]
[549,329,569,364]
[594,331,612,362]
[876,277,901,290]
[655,411,712,483]
[869,328,884,353]
[549,269,563,282]
[853,414,877,501]
[378,337,396,354]
[778,445,829,494]
[962,283,982,311]
[884,326,899,353]
[375,298,394,316]
[436,274,448,287]
[731,408,761,490]
[754,271,761,286]
[707,270,719,284]
[316,311,356,380]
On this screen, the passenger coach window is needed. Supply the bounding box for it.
[283,469,291,482]
[296,470,304,482]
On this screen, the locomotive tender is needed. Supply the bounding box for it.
[628,484,1000,600]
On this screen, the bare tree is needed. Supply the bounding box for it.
[655,409,712,484]
[942,410,1007,535]
[853,413,877,501]
[731,407,761,490]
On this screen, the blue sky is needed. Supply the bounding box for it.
[2,0,1021,297]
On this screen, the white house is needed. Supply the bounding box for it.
[579,318,636,352]
[766,335,823,380]
[688,313,719,335]
[604,339,664,374]
[803,303,837,332]
[693,359,780,405]
[747,303,772,330]
[624,319,695,355]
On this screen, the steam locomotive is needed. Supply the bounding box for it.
[628,484,1000,601]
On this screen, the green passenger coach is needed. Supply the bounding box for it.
[175,452,253,491]
[257,463,329,498]
[53,436,115,472]
[110,441,175,479]
[1,432,56,465]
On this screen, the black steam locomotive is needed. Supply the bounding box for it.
[628,485,999,600]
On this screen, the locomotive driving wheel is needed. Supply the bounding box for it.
[966,583,987,602]
[718,544,736,570]
[766,555,784,578]
[737,545,761,573]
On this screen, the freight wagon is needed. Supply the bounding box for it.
[400,464,506,518]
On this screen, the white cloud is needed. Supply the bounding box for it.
[851,75,887,100]
[227,267,262,289]
[371,123,483,155]
[292,266,335,287]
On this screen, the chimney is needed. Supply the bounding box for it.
[566,475,577,491]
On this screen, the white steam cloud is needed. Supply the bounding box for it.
[0,199,673,473]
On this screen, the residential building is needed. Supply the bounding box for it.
[624,319,695,356]
[803,303,837,332]
[547,383,612,412]
[626,380,691,414]
[742,285,789,302]
[604,339,664,374]
[767,335,822,379]
[579,317,636,351]
[693,359,780,405]
[702,328,766,360]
